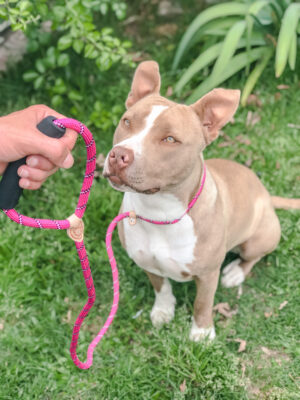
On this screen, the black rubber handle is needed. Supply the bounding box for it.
[0,116,66,209]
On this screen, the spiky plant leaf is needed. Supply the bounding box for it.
[275,3,300,77]
[288,31,297,71]
[186,47,267,104]
[246,0,272,72]
[175,35,266,95]
[172,2,249,70]
[174,42,223,94]
[188,17,241,48]
[241,47,273,106]
[211,20,246,80]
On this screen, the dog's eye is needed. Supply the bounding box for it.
[124,118,130,127]
[163,136,176,143]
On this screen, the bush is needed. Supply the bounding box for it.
[172,0,300,105]
[0,0,133,122]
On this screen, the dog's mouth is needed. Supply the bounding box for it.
[104,174,160,195]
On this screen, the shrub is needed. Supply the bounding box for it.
[172,0,300,105]
[0,0,133,122]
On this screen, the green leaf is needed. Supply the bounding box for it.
[269,0,283,22]
[241,47,273,106]
[172,2,249,70]
[275,3,300,77]
[96,54,112,71]
[45,46,56,68]
[211,20,246,80]
[84,43,98,58]
[175,36,265,94]
[53,78,67,94]
[73,39,84,54]
[175,42,223,94]
[35,59,46,74]
[57,35,72,51]
[288,31,297,71]
[188,16,242,48]
[33,76,45,90]
[68,90,83,101]
[57,53,70,67]
[99,3,108,15]
[112,2,127,20]
[52,6,66,21]
[246,0,271,72]
[186,47,267,104]
[23,70,39,82]
[19,0,32,12]
[51,94,63,108]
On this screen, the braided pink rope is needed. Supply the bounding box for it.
[1,117,207,370]
[2,118,108,370]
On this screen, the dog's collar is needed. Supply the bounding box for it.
[128,163,207,226]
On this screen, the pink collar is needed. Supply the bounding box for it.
[128,163,207,226]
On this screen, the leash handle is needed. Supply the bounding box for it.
[0,116,66,209]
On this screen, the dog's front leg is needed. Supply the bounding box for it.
[190,270,220,341]
[146,271,176,328]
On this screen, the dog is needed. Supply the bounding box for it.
[103,61,300,341]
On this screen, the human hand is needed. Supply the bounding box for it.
[0,105,77,190]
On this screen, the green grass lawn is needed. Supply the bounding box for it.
[0,9,300,398]
[0,68,299,399]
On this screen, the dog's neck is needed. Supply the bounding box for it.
[124,153,207,220]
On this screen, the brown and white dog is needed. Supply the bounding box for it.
[103,61,300,341]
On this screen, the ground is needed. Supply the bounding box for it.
[0,2,299,399]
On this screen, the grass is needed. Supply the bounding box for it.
[0,4,300,398]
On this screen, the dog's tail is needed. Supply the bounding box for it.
[271,196,300,210]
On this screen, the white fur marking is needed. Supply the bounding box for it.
[221,258,245,288]
[189,317,216,341]
[115,105,168,156]
[123,191,197,282]
[150,278,176,327]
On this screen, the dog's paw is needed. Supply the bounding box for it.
[189,319,216,342]
[150,306,175,327]
[221,258,245,288]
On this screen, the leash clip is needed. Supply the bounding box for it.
[129,211,137,226]
[67,214,84,242]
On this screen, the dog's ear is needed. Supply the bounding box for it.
[126,61,161,109]
[192,88,240,145]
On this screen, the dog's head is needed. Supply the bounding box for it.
[103,61,240,194]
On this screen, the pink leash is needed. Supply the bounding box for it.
[2,117,206,370]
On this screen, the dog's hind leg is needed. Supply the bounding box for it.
[222,205,281,288]
[146,272,176,327]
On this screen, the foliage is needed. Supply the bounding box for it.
[172,0,300,105]
[0,0,133,120]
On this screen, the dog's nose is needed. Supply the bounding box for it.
[108,146,134,172]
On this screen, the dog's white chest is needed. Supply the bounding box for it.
[122,192,197,282]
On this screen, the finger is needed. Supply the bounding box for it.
[0,161,8,175]
[26,155,56,171]
[19,178,44,190]
[33,105,77,151]
[29,136,74,169]
[26,105,76,168]
[59,128,77,151]
[18,165,57,182]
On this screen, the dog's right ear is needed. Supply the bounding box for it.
[126,61,161,109]
[192,88,240,145]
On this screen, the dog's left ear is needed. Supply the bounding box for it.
[126,61,161,109]
[192,88,240,145]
